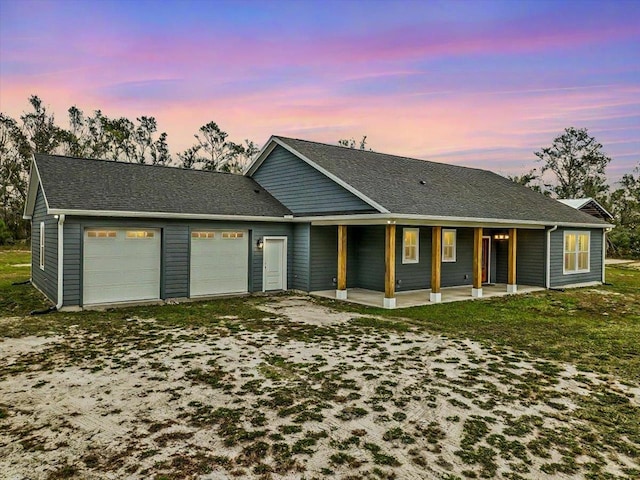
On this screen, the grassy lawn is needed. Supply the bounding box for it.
[1,248,639,479]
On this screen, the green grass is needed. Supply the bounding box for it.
[0,247,51,316]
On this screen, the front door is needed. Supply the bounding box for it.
[482,236,491,283]
[263,237,287,291]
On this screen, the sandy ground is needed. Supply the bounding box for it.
[0,296,638,479]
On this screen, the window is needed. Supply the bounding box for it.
[191,231,215,239]
[126,230,154,239]
[39,221,45,270]
[564,231,590,274]
[402,228,419,263]
[87,230,117,238]
[222,231,244,239]
[442,229,457,262]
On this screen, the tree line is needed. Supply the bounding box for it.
[510,127,639,258]
[1,97,638,258]
[0,95,259,242]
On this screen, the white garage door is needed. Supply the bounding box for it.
[190,230,248,296]
[83,228,161,305]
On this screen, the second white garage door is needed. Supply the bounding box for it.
[83,228,161,305]
[190,230,249,297]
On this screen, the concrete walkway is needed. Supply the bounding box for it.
[312,283,544,309]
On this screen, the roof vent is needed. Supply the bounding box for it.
[254,189,260,193]
[419,180,426,185]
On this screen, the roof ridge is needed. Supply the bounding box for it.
[273,135,492,174]
[34,153,243,177]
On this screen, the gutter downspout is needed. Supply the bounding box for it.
[56,214,65,310]
[546,225,558,289]
[602,229,608,284]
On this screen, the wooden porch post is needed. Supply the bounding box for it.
[431,226,442,302]
[336,225,348,299]
[507,228,517,293]
[384,223,396,308]
[472,227,483,297]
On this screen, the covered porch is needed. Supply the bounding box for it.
[313,283,544,309]
[308,220,547,309]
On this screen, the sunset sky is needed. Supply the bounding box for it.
[1,0,638,183]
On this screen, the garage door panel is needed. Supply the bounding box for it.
[83,228,161,305]
[190,231,248,297]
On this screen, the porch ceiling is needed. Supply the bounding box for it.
[312,284,544,309]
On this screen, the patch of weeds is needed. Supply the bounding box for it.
[279,424,302,435]
[185,366,231,390]
[236,441,270,467]
[455,446,498,478]
[336,406,368,421]
[392,411,407,421]
[383,427,415,444]
[350,317,409,333]
[47,463,77,479]
[460,417,490,449]
[364,443,401,467]
[330,452,363,468]
[154,430,194,447]
[486,434,529,462]
[416,421,446,445]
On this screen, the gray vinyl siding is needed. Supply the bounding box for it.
[31,186,57,304]
[252,145,374,214]
[495,239,508,284]
[62,217,293,306]
[292,223,311,291]
[351,226,385,291]
[515,229,546,287]
[395,227,432,291]
[164,226,190,298]
[550,228,603,287]
[441,228,474,288]
[309,226,339,291]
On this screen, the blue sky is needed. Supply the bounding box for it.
[1,0,638,181]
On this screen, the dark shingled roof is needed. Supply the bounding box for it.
[35,154,291,217]
[274,137,610,226]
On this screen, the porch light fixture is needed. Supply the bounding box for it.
[257,237,264,249]
[494,234,509,240]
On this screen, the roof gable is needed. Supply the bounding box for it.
[558,198,613,221]
[33,154,291,218]
[266,136,609,227]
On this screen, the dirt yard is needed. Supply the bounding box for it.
[1,295,639,479]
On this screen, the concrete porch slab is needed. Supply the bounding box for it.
[311,284,544,309]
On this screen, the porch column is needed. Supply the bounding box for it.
[431,226,442,302]
[507,228,517,293]
[384,223,396,308]
[336,225,348,299]
[472,227,483,297]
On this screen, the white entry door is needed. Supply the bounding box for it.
[190,230,249,296]
[83,228,161,305]
[263,237,287,291]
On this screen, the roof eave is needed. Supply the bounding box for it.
[297,212,612,229]
[47,208,295,222]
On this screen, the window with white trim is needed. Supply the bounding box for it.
[442,229,457,262]
[564,231,590,274]
[39,222,45,270]
[402,228,419,264]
